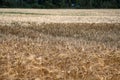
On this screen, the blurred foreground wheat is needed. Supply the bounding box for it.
[0,22,120,80]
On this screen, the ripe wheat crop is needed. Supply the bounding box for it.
[0,9,120,80]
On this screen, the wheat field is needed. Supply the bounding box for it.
[0,9,120,80]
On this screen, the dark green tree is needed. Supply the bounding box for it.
[0,0,120,8]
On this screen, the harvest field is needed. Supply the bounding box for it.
[0,9,120,80]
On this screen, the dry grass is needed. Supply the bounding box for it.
[0,9,120,16]
[0,9,120,26]
[0,9,120,80]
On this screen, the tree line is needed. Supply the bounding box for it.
[0,0,120,8]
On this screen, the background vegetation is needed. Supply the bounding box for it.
[0,0,120,8]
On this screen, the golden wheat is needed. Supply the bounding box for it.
[0,9,120,80]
